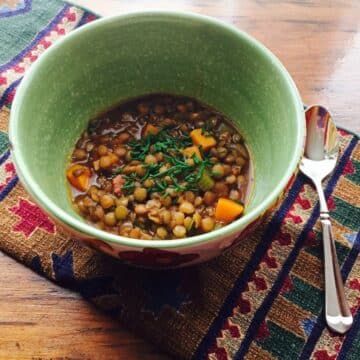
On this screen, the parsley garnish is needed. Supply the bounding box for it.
[122,129,214,194]
[122,173,137,193]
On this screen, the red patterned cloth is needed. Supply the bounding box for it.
[0,2,359,359]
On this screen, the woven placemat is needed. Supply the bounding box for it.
[1,1,359,359]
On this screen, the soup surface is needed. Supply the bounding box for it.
[67,94,252,240]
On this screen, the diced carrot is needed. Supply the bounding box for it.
[66,164,91,192]
[215,198,244,223]
[143,123,159,137]
[112,174,126,195]
[190,128,217,151]
[181,145,202,160]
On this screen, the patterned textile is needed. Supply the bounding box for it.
[0,1,359,359]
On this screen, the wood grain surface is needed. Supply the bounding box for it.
[1,1,359,359]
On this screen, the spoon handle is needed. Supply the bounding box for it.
[316,183,353,333]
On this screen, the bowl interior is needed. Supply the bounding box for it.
[10,12,304,244]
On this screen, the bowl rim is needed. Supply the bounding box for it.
[9,10,305,249]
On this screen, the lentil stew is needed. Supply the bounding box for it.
[66,94,253,240]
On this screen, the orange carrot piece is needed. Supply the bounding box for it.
[143,123,159,137]
[215,198,244,223]
[112,174,125,195]
[181,145,202,160]
[66,164,91,192]
[190,128,216,151]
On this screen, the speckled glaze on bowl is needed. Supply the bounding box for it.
[9,11,305,268]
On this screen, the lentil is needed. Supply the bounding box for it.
[104,212,116,226]
[134,187,147,202]
[115,205,129,220]
[173,225,186,238]
[100,194,115,209]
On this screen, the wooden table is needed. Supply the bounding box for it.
[1,1,359,359]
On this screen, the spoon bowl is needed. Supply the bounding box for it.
[300,105,339,183]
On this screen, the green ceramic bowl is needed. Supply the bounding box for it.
[9,11,305,268]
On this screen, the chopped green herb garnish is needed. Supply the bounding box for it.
[122,173,137,193]
[121,129,215,195]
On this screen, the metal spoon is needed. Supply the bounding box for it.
[300,105,353,334]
